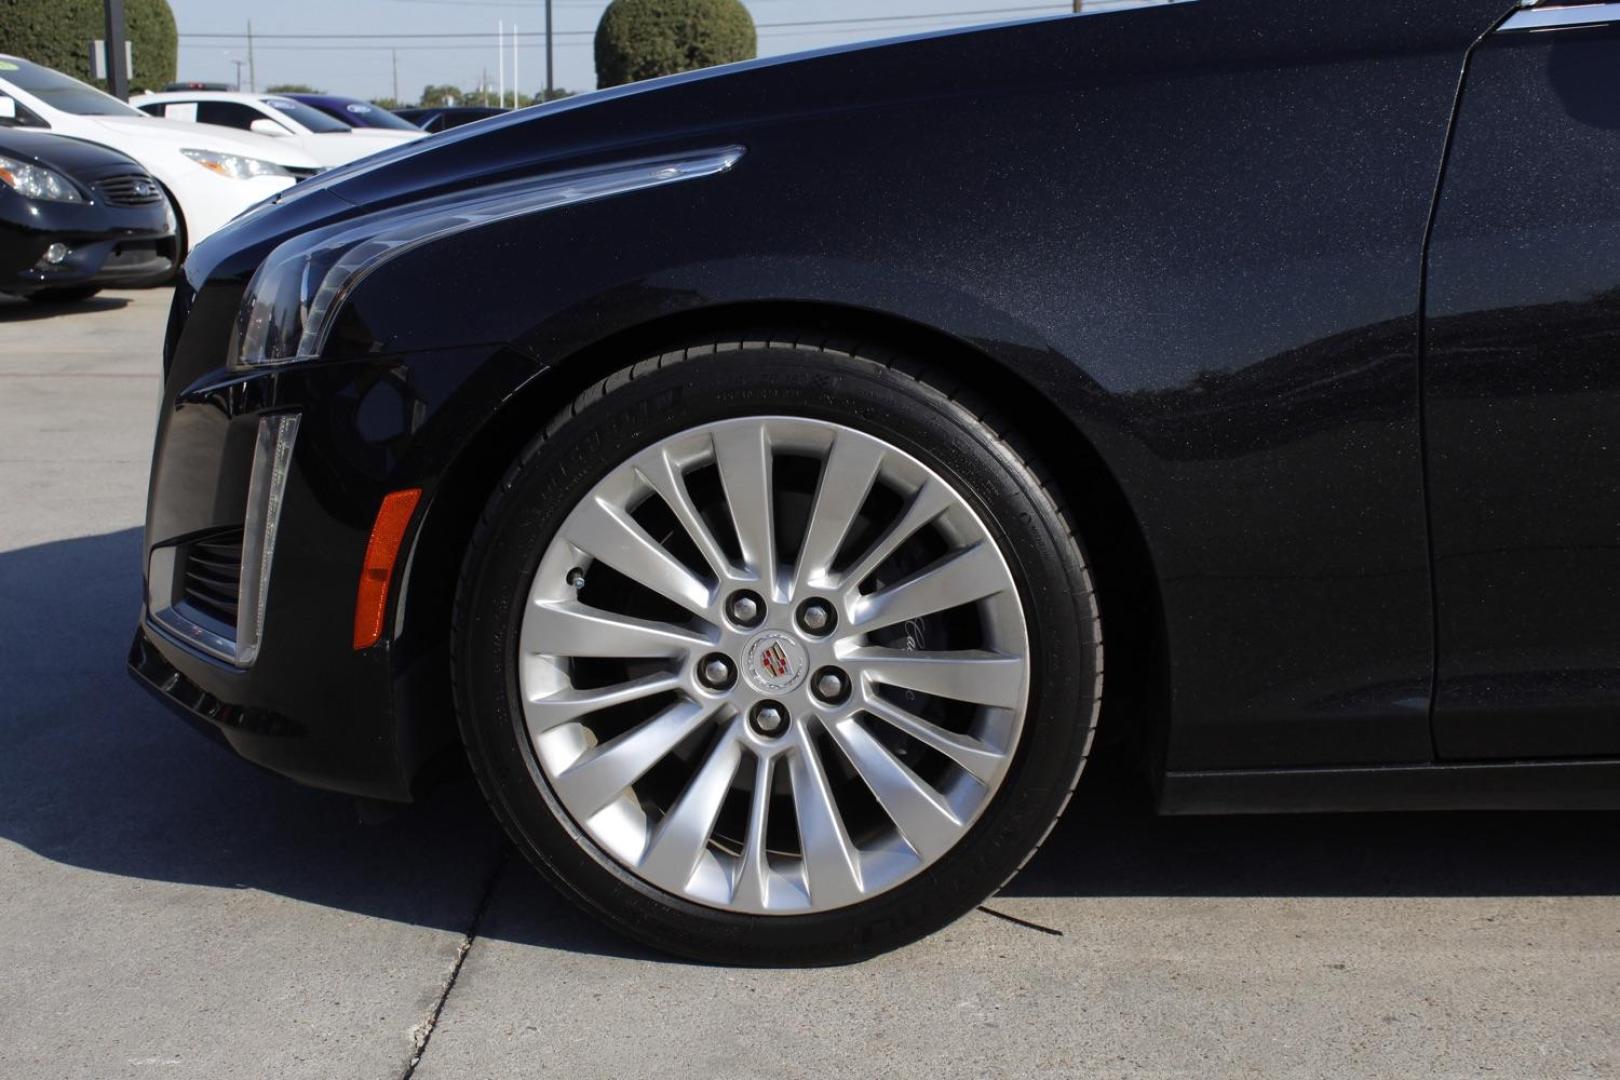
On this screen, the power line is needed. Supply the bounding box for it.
[378,0,795,6]
[187,17,1053,53]
[177,4,1072,40]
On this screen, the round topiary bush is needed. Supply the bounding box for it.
[595,0,756,89]
[0,0,177,94]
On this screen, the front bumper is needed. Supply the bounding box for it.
[0,192,176,294]
[130,313,518,800]
[130,354,417,798]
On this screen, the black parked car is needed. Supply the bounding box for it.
[132,0,1620,964]
[393,105,506,133]
[0,127,175,301]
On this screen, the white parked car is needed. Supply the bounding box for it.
[132,92,424,169]
[0,56,316,251]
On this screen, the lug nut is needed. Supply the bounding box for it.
[727,590,764,627]
[698,654,736,691]
[750,701,789,737]
[812,667,850,705]
[797,599,835,636]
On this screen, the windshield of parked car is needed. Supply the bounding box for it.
[0,57,144,117]
[259,97,351,133]
[332,99,421,131]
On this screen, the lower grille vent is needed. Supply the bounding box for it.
[181,529,243,629]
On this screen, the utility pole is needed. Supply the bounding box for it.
[545,0,554,101]
[392,49,399,102]
[102,0,130,100]
[1072,0,1082,9]
[513,24,519,108]
[247,19,256,92]
[231,59,245,91]
[497,21,505,111]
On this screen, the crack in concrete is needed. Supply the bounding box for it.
[400,848,509,1080]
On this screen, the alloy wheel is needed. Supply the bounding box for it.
[518,416,1029,914]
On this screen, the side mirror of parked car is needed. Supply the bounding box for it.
[249,119,288,137]
[0,97,17,123]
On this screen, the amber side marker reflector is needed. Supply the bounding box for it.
[353,488,423,650]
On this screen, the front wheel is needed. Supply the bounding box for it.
[454,340,1102,964]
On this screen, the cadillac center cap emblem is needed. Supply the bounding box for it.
[743,631,808,694]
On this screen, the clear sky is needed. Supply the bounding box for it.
[164,0,1089,101]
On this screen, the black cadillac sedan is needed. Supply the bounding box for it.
[0,127,175,301]
[131,0,1620,964]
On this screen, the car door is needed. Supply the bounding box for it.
[1424,1,1620,759]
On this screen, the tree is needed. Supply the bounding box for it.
[266,83,322,94]
[515,88,576,107]
[595,0,755,89]
[0,0,178,93]
[419,84,465,107]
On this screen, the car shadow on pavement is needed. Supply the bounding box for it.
[0,294,131,322]
[2,529,1616,965]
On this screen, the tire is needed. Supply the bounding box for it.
[25,286,101,304]
[163,184,189,284]
[454,338,1102,964]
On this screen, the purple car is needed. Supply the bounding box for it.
[284,94,421,132]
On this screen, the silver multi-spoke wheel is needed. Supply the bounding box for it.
[519,416,1029,914]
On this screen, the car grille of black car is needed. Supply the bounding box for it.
[94,173,165,207]
[181,529,244,629]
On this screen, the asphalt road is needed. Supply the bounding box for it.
[2,288,1617,1079]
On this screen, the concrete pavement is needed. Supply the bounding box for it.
[1,288,1616,1078]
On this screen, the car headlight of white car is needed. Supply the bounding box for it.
[229,148,743,370]
[181,148,292,181]
[0,155,84,202]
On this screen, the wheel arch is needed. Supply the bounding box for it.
[395,300,1168,796]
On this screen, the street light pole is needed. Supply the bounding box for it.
[545,0,554,101]
[102,0,130,100]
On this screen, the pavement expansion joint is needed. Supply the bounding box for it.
[400,847,510,1079]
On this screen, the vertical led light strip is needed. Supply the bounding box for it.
[235,414,300,666]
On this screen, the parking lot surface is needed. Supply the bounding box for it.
[2,288,1617,1079]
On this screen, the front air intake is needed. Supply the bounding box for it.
[179,528,244,628]
[148,414,300,666]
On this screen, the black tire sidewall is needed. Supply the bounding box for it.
[455,348,1097,964]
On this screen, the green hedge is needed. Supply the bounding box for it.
[595,0,755,89]
[0,0,178,94]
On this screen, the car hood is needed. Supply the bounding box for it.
[0,127,144,178]
[253,18,1030,217]
[85,115,320,168]
[344,129,424,143]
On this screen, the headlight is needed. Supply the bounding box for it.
[0,155,83,203]
[230,146,743,369]
[181,148,291,180]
